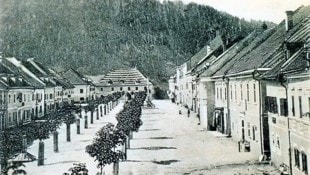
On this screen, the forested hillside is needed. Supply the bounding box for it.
[0,0,266,84]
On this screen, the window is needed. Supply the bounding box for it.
[220,88,222,99]
[120,87,123,91]
[280,98,288,116]
[240,84,243,100]
[235,84,237,100]
[247,122,251,137]
[128,87,131,91]
[144,87,147,91]
[39,106,42,113]
[252,126,256,141]
[8,95,10,103]
[216,88,219,99]
[80,89,84,94]
[224,88,227,100]
[299,96,303,118]
[247,84,249,101]
[111,87,114,91]
[295,149,300,168]
[253,84,256,102]
[292,96,295,116]
[265,96,278,114]
[13,94,16,103]
[135,87,138,90]
[80,97,85,101]
[50,94,53,99]
[230,85,232,100]
[302,152,308,174]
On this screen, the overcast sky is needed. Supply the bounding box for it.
[162,0,310,23]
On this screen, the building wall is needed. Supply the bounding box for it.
[0,89,8,130]
[218,77,263,156]
[7,88,33,128]
[44,87,56,114]
[288,76,310,175]
[95,84,153,97]
[33,88,44,118]
[72,84,90,103]
[266,82,290,167]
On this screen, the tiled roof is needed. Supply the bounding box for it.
[61,68,88,85]
[21,59,58,87]
[200,31,258,77]
[286,17,310,43]
[0,58,44,88]
[281,49,308,73]
[186,34,224,71]
[260,50,286,79]
[261,6,310,79]
[213,5,310,78]
[94,67,149,86]
[212,28,275,77]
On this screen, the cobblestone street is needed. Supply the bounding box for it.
[119,100,280,175]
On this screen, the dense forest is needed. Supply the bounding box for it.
[0,0,268,85]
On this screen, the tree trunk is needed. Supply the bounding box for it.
[129,131,133,139]
[76,118,80,134]
[126,135,130,149]
[124,141,127,160]
[113,161,119,175]
[1,154,8,175]
[66,123,71,142]
[91,111,94,124]
[100,105,103,117]
[38,140,44,166]
[53,131,59,152]
[84,115,88,129]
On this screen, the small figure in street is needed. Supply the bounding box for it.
[187,108,190,118]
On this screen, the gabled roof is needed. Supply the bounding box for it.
[0,58,44,88]
[213,5,310,78]
[261,6,310,79]
[213,27,275,77]
[61,68,88,85]
[199,31,259,77]
[186,34,225,72]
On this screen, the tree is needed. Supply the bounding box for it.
[85,123,125,175]
[62,111,76,142]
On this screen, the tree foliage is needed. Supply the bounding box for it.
[116,91,147,135]
[85,123,125,171]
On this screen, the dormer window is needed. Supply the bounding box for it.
[119,80,125,83]
[108,79,113,84]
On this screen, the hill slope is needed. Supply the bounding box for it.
[0,0,265,84]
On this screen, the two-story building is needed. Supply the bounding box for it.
[90,67,153,98]
[61,68,93,104]
[262,9,310,174]
[0,60,43,129]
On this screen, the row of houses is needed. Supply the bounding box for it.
[0,57,153,130]
[169,6,310,175]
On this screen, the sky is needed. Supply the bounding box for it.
[162,0,310,24]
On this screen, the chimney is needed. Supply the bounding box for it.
[285,11,294,31]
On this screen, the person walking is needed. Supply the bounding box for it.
[187,108,190,118]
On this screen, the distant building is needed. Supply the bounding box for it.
[90,67,153,98]
[61,68,94,104]
[0,59,44,129]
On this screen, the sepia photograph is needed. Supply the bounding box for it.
[0,0,310,174]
